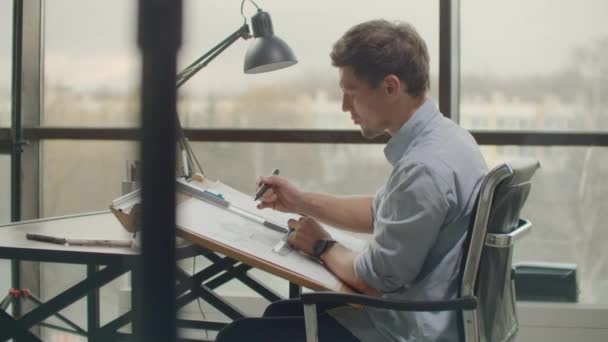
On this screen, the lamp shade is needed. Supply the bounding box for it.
[244,10,297,74]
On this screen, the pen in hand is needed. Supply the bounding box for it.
[254,168,280,201]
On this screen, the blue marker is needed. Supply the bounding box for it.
[204,190,224,199]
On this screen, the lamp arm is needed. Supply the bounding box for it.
[176,24,250,88]
[174,24,250,178]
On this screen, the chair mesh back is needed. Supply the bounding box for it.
[477,160,539,342]
[460,159,540,342]
[477,185,530,341]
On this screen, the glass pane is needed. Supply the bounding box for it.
[461,0,608,131]
[42,140,138,216]
[0,1,11,127]
[43,0,438,128]
[179,0,438,129]
[0,154,9,223]
[0,0,11,304]
[40,140,137,340]
[0,154,11,301]
[189,142,389,196]
[482,145,608,305]
[43,0,139,127]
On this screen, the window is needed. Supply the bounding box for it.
[482,145,608,305]
[461,0,608,131]
[41,140,138,216]
[0,155,9,223]
[0,155,11,306]
[0,1,11,127]
[42,140,388,215]
[43,0,139,127]
[179,0,438,129]
[43,0,438,129]
[461,1,608,305]
[0,1,12,306]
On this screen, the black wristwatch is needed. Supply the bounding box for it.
[312,238,336,261]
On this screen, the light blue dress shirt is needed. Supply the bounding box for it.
[330,98,487,341]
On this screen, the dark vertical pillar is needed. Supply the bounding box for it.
[10,0,24,319]
[10,0,22,222]
[11,1,43,326]
[136,0,182,341]
[439,0,460,122]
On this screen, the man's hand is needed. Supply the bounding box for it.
[286,216,331,256]
[287,216,381,296]
[256,176,306,214]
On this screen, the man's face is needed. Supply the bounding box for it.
[339,67,389,139]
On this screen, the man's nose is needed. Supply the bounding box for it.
[341,94,350,112]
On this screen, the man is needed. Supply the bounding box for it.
[217,19,487,341]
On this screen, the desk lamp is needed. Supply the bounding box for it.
[176,0,297,178]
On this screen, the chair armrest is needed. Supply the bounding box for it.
[485,219,532,248]
[301,292,477,312]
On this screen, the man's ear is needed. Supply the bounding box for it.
[383,74,403,96]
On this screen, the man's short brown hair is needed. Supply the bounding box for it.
[330,20,430,97]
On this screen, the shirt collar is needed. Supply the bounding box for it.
[384,98,439,166]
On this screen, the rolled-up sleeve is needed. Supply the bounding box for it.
[354,162,450,293]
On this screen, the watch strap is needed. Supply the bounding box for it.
[313,238,336,261]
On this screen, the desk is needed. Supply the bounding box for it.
[0,211,288,341]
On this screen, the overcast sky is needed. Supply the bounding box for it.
[1,0,607,93]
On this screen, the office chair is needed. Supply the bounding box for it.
[301,158,541,342]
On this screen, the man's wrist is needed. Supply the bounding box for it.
[298,192,314,216]
[317,239,337,264]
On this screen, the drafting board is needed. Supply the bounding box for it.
[111,176,369,292]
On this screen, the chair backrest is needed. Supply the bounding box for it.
[460,158,541,342]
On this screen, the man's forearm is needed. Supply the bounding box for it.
[300,193,373,234]
[320,243,380,296]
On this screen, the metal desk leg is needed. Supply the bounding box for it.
[87,264,100,340]
[290,282,302,298]
[14,265,125,333]
[205,263,282,302]
[12,260,21,317]
[130,261,142,340]
[0,266,122,341]
[0,309,41,341]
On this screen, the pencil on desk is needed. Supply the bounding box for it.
[66,238,133,248]
[26,233,133,248]
[26,233,67,245]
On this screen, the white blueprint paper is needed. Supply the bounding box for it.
[176,198,341,289]
[176,180,369,290]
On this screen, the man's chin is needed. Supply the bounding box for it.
[359,128,383,140]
